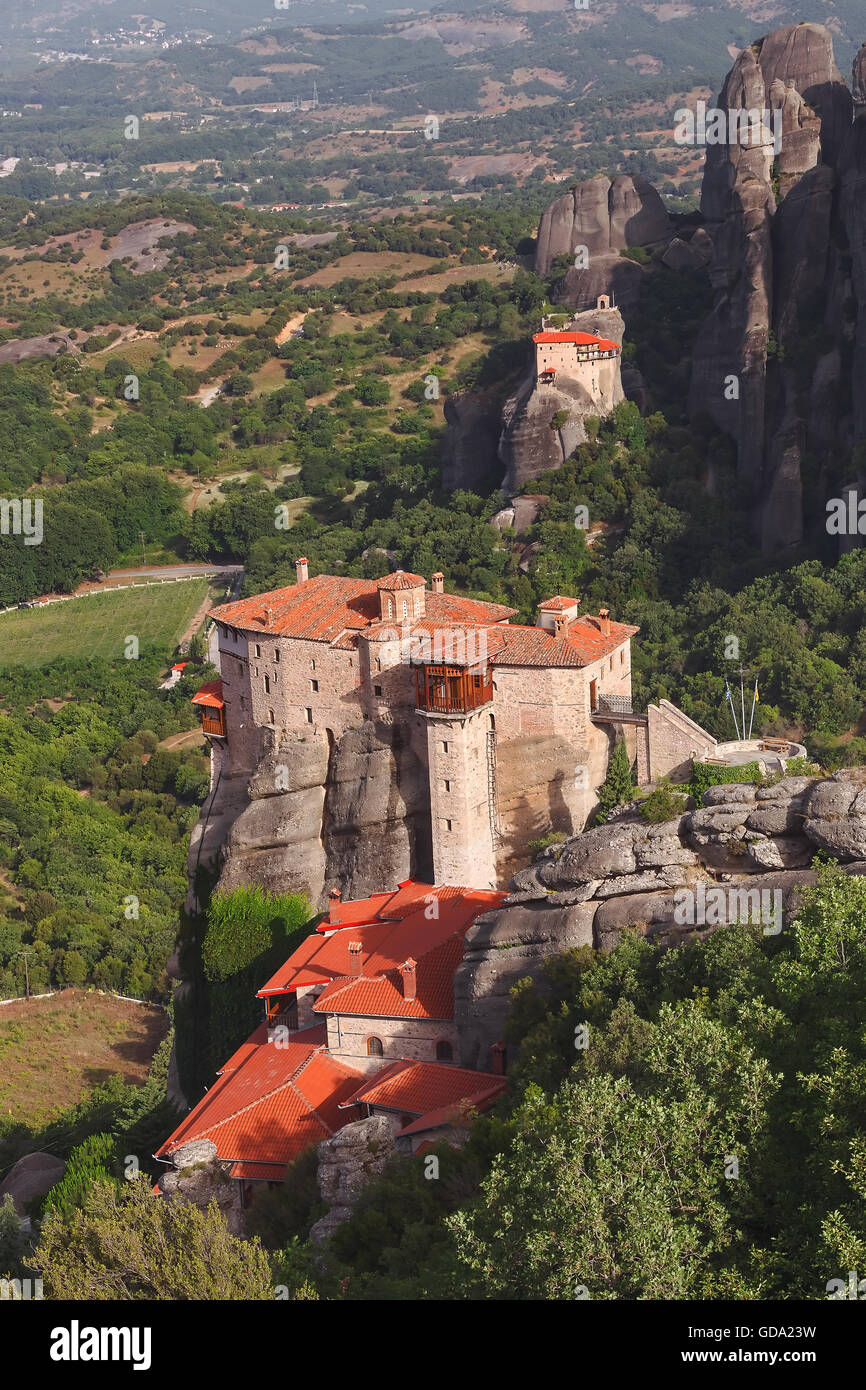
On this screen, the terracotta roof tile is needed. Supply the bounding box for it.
[344,1060,506,1118]
[228,1162,288,1182]
[376,570,425,590]
[210,577,514,645]
[156,1031,364,1167]
[532,331,619,349]
[191,679,224,708]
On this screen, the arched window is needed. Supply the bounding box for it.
[436,1040,453,1061]
[367,1036,383,1057]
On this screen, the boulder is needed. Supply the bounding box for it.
[310,1115,397,1244]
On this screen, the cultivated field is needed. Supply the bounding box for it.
[0,578,210,670]
[0,991,168,1128]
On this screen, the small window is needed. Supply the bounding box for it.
[367,1036,383,1057]
[609,658,613,672]
[310,679,319,692]
[414,596,420,617]
[374,684,382,696]
[445,819,452,832]
[442,740,448,753]
[240,696,246,711]
[444,779,450,792]
[254,644,261,658]
[274,648,280,663]
[436,1040,453,1061]
[387,597,394,618]
[268,708,275,725]
[264,675,270,694]
[402,599,408,619]
[620,650,625,665]
[375,657,381,672]
[310,659,316,670]
[305,707,313,723]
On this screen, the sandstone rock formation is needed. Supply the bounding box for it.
[498,303,626,493]
[217,723,431,906]
[442,390,502,491]
[688,22,863,552]
[455,769,866,1067]
[535,173,673,277]
[309,1114,397,1245]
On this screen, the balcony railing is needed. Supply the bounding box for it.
[266,1007,298,1033]
[591,694,645,723]
[201,709,226,738]
[416,664,493,716]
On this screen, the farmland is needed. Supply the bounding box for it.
[0,578,211,670]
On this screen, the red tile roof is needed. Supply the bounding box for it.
[376,570,425,590]
[484,614,639,668]
[210,576,515,645]
[537,595,578,611]
[208,570,637,670]
[532,331,620,350]
[313,932,465,1020]
[258,883,507,1013]
[344,1060,506,1120]
[191,679,224,708]
[229,1162,288,1182]
[155,1028,365,1168]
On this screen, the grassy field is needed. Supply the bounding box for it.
[0,577,210,670]
[0,991,168,1128]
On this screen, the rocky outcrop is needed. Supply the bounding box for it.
[442,390,502,491]
[688,22,863,552]
[156,1138,245,1235]
[455,769,866,1065]
[498,304,626,493]
[535,173,673,277]
[309,1115,397,1245]
[217,722,431,907]
[0,1151,65,1218]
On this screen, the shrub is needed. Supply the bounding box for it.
[639,779,688,824]
[202,885,313,983]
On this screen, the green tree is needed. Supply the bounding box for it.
[595,740,634,821]
[34,1178,274,1300]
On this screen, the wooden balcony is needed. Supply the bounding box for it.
[200,709,226,738]
[415,663,493,716]
[266,1004,298,1033]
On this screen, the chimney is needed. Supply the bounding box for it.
[491,1040,507,1076]
[599,607,610,637]
[553,613,568,639]
[400,957,417,1002]
[431,571,444,594]
[296,557,309,584]
[347,940,363,976]
[264,606,273,627]
[328,887,342,925]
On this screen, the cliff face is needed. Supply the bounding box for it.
[216,723,432,907]
[535,173,673,278]
[498,304,626,493]
[689,23,865,551]
[455,769,866,1068]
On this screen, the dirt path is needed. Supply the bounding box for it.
[158,728,205,752]
[275,311,307,345]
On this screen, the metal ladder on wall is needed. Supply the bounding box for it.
[486,730,501,847]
